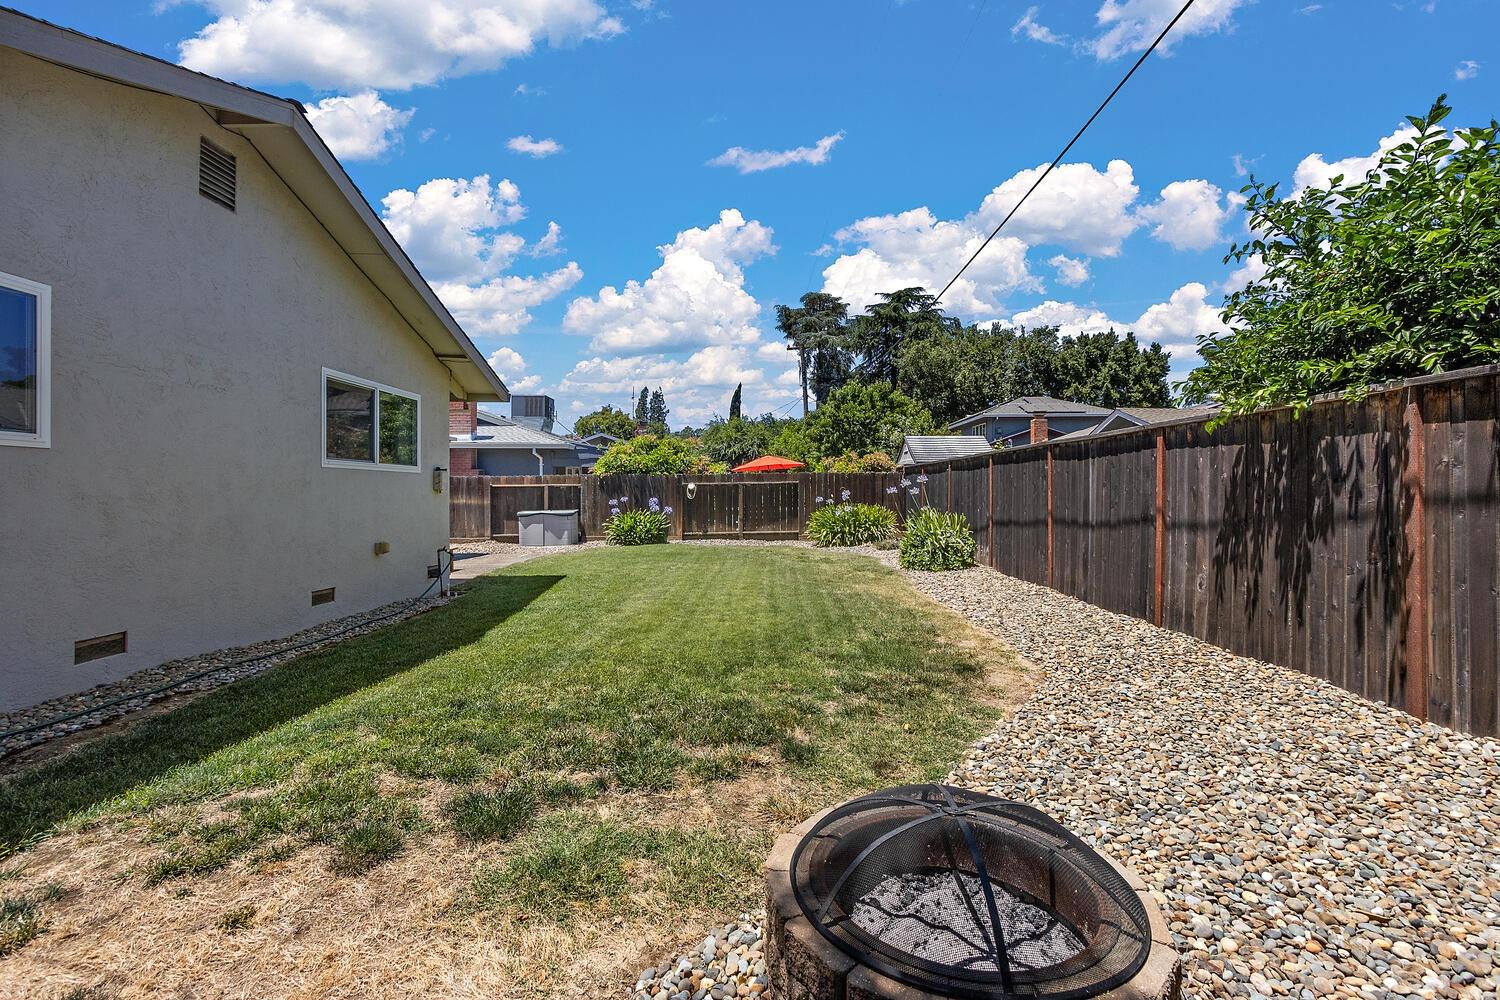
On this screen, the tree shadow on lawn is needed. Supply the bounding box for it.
[0,573,564,853]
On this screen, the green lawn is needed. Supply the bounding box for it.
[0,545,1020,979]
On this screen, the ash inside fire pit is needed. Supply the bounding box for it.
[852,870,1085,973]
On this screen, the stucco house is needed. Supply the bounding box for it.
[948,396,1112,446]
[0,11,507,710]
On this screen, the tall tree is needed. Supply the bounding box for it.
[1184,96,1500,417]
[807,381,938,459]
[849,287,958,386]
[1053,331,1171,408]
[634,387,650,423]
[728,383,743,420]
[574,405,636,441]
[647,388,669,428]
[775,292,853,415]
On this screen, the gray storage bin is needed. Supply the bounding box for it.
[517,509,581,546]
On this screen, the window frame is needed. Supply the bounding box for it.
[0,270,52,449]
[320,367,421,473]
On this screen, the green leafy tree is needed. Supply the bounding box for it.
[776,292,854,412]
[1184,96,1500,417]
[897,325,1169,425]
[728,383,743,421]
[574,405,636,441]
[1053,331,1171,408]
[849,287,959,386]
[592,434,722,474]
[767,420,817,466]
[647,388,669,429]
[701,416,773,467]
[807,381,938,459]
[634,387,650,423]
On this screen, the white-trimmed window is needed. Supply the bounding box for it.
[321,368,420,471]
[0,270,51,449]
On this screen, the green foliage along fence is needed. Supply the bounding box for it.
[450,473,909,543]
[905,364,1500,738]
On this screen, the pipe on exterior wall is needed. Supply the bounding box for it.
[531,448,545,475]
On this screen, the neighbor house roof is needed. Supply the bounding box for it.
[451,415,578,451]
[898,436,994,466]
[0,7,507,403]
[580,432,621,446]
[948,396,1112,430]
[1051,405,1222,441]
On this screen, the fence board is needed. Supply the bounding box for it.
[905,365,1500,737]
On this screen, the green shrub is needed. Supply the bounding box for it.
[899,508,975,570]
[806,502,898,548]
[603,501,670,546]
[818,451,897,473]
[592,434,723,474]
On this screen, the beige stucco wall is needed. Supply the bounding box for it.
[0,50,454,711]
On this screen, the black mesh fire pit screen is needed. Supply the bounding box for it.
[789,785,1152,999]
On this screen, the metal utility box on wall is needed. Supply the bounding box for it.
[517,509,580,546]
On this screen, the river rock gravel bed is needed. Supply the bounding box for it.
[633,557,1499,1000]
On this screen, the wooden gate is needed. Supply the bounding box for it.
[489,480,582,541]
[681,480,800,539]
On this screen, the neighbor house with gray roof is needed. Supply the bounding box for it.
[449,399,585,475]
[948,396,1113,446]
[1051,405,1221,441]
[897,435,995,467]
[0,9,506,710]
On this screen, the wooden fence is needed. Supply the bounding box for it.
[450,472,905,543]
[906,365,1500,738]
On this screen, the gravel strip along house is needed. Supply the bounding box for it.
[634,553,1499,1000]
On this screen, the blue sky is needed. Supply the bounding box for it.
[24,0,1499,427]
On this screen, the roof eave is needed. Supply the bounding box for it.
[0,8,507,404]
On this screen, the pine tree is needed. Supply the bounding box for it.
[634,387,649,423]
[648,388,669,428]
[728,383,743,421]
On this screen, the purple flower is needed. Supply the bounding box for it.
[840,489,851,501]
[900,478,911,488]
[885,486,898,494]
[916,474,929,484]
[908,487,919,496]
[663,506,674,515]
[815,496,825,504]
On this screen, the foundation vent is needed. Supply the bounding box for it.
[199,137,236,210]
[311,587,336,606]
[75,631,128,665]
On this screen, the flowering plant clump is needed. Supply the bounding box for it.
[899,507,975,571]
[603,496,671,545]
[806,502,898,548]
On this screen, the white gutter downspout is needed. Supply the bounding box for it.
[531,448,545,475]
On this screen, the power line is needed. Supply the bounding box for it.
[936,0,1199,304]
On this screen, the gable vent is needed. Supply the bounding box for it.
[198,137,236,210]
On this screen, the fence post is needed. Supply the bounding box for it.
[946,463,953,509]
[1153,431,1167,626]
[1402,394,1429,722]
[1045,448,1055,589]
[986,456,995,568]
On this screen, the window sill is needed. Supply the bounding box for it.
[321,457,421,473]
[0,431,49,448]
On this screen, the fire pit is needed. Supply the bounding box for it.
[766,785,1181,999]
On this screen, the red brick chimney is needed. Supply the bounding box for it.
[449,400,477,437]
[1029,416,1049,445]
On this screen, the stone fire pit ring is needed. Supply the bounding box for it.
[765,786,1182,1000]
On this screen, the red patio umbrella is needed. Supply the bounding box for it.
[731,454,806,473]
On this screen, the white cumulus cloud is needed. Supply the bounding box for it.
[1456,60,1481,81]
[977,160,1141,257]
[380,175,581,336]
[305,91,414,161]
[485,346,542,392]
[1009,301,1121,337]
[507,134,564,157]
[563,209,776,354]
[177,0,622,91]
[1292,125,1418,194]
[707,132,845,174]
[559,343,798,426]
[1013,6,1067,44]
[1131,282,1223,356]
[1137,179,1235,251]
[1089,0,1251,60]
[1048,254,1090,286]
